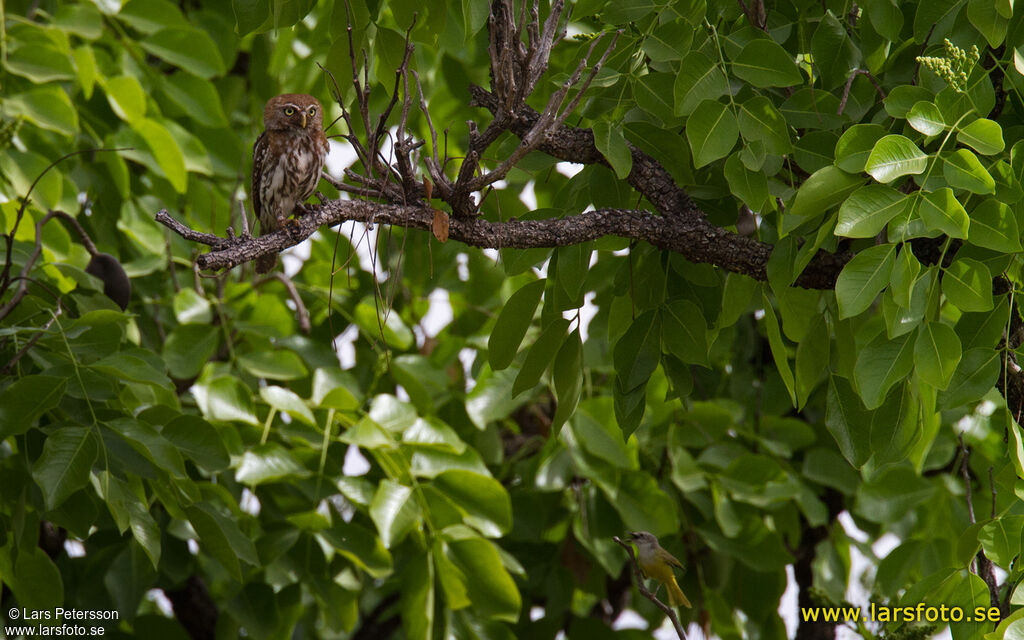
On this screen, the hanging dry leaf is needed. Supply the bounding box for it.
[432,209,450,242]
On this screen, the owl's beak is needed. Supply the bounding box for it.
[301,112,307,129]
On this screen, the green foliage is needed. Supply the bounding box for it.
[2,0,1024,639]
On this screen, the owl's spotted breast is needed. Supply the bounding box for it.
[251,93,329,274]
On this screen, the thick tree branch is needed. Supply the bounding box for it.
[156,202,848,287]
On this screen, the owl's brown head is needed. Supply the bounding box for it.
[263,93,324,133]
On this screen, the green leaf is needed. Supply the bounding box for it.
[919,188,969,238]
[854,331,914,409]
[835,185,909,238]
[906,101,945,136]
[160,72,230,128]
[835,243,897,318]
[192,375,260,425]
[661,299,709,366]
[939,348,1000,409]
[614,311,661,391]
[914,322,962,390]
[811,11,860,90]
[795,315,830,409]
[353,297,415,350]
[551,330,584,435]
[890,246,922,308]
[105,75,147,123]
[967,0,1009,48]
[259,385,315,425]
[943,149,996,194]
[724,153,770,210]
[6,44,75,83]
[732,39,803,87]
[32,427,98,509]
[12,548,63,612]
[762,293,796,406]
[433,470,512,537]
[186,502,259,581]
[140,27,226,78]
[163,415,231,471]
[512,317,569,397]
[686,100,738,168]
[790,166,864,217]
[834,124,887,173]
[240,350,309,380]
[592,121,633,179]
[957,118,1005,155]
[134,117,187,193]
[236,443,311,486]
[942,258,993,312]
[118,0,190,33]
[968,198,1021,252]
[674,51,729,116]
[865,135,929,183]
[446,537,521,622]
[172,288,212,324]
[320,520,393,579]
[738,96,791,154]
[163,324,219,379]
[4,87,79,136]
[488,278,545,371]
[370,479,420,548]
[0,375,66,440]
[979,516,1024,566]
[106,418,187,478]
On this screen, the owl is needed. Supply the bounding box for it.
[251,93,329,273]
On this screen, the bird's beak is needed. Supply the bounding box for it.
[301,113,307,129]
[627,532,638,540]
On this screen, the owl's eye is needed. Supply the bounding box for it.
[308,107,317,116]
[284,107,295,116]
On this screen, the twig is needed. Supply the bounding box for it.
[960,434,1001,613]
[258,272,311,335]
[1,147,129,296]
[613,536,687,640]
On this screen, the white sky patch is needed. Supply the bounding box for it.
[873,532,900,558]
[530,606,545,621]
[459,347,477,387]
[421,289,454,336]
[456,253,470,281]
[334,220,387,278]
[343,444,371,476]
[240,488,261,516]
[492,179,508,190]
[65,540,86,558]
[325,139,358,178]
[780,564,799,638]
[291,39,311,58]
[556,161,585,178]
[482,248,500,262]
[334,325,359,369]
[519,180,538,209]
[187,539,199,555]
[282,233,313,277]
[147,590,175,617]
[396,385,410,402]
[563,291,598,341]
[612,610,647,630]
[533,257,551,279]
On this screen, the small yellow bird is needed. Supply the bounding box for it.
[628,531,692,608]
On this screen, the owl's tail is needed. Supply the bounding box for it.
[255,254,277,274]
